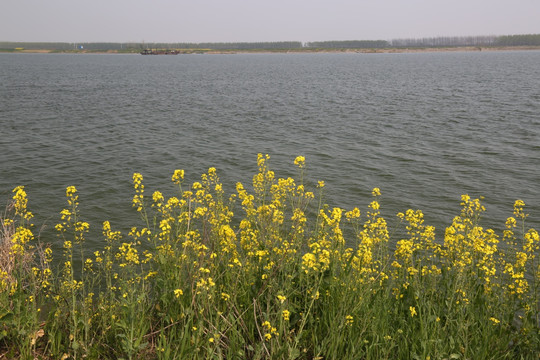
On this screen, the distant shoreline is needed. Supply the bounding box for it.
[2,45,540,55]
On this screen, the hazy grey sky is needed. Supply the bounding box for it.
[2,0,539,43]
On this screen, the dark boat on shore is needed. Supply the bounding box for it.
[140,49,179,55]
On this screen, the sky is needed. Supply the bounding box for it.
[1,0,539,43]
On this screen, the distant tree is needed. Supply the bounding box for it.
[304,40,389,49]
[2,35,539,53]
[389,35,497,48]
[496,34,540,46]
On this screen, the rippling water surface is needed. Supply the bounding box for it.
[1,51,539,250]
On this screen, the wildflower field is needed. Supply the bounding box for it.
[1,154,539,359]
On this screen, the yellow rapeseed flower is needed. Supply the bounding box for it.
[302,252,318,273]
[152,191,164,204]
[345,207,361,220]
[116,242,140,266]
[513,199,526,218]
[132,173,144,211]
[282,310,290,321]
[171,169,185,184]
[294,155,306,168]
[369,200,380,210]
[12,186,29,216]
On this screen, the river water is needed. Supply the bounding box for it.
[1,51,539,251]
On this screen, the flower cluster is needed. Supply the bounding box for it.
[1,154,538,359]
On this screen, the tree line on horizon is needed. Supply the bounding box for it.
[2,34,540,51]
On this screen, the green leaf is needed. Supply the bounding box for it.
[0,312,14,322]
[289,348,301,359]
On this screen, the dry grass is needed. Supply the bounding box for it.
[0,203,17,286]
[0,202,44,291]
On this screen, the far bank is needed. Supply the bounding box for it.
[2,45,540,55]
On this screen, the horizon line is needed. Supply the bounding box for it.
[3,33,540,44]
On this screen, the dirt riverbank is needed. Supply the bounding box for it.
[3,45,540,54]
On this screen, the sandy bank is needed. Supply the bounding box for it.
[3,45,540,54]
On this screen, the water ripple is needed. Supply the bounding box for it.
[1,51,539,249]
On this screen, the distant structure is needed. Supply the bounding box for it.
[140,49,179,55]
